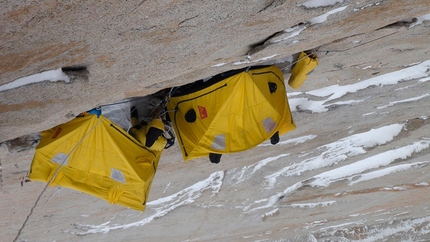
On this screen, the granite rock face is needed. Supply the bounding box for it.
[2,2,430,242]
[1,0,429,142]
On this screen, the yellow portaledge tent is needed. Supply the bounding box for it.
[167,65,296,162]
[29,113,163,211]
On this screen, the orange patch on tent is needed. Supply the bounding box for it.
[198,106,208,119]
[52,127,62,139]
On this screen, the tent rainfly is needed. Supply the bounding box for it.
[30,113,164,211]
[167,65,296,162]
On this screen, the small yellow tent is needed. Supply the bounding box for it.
[288,51,318,89]
[29,113,163,211]
[167,65,296,161]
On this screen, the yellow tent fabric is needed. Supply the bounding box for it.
[167,65,296,161]
[288,51,318,89]
[29,113,164,211]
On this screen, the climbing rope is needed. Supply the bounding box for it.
[316,31,398,54]
[277,31,397,72]
[280,49,318,72]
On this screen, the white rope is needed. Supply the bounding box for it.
[281,50,317,72]
[317,31,398,53]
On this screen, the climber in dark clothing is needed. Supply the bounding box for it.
[129,106,166,151]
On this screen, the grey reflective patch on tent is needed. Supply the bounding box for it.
[263,117,276,134]
[111,168,126,183]
[211,134,226,150]
[51,153,69,165]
